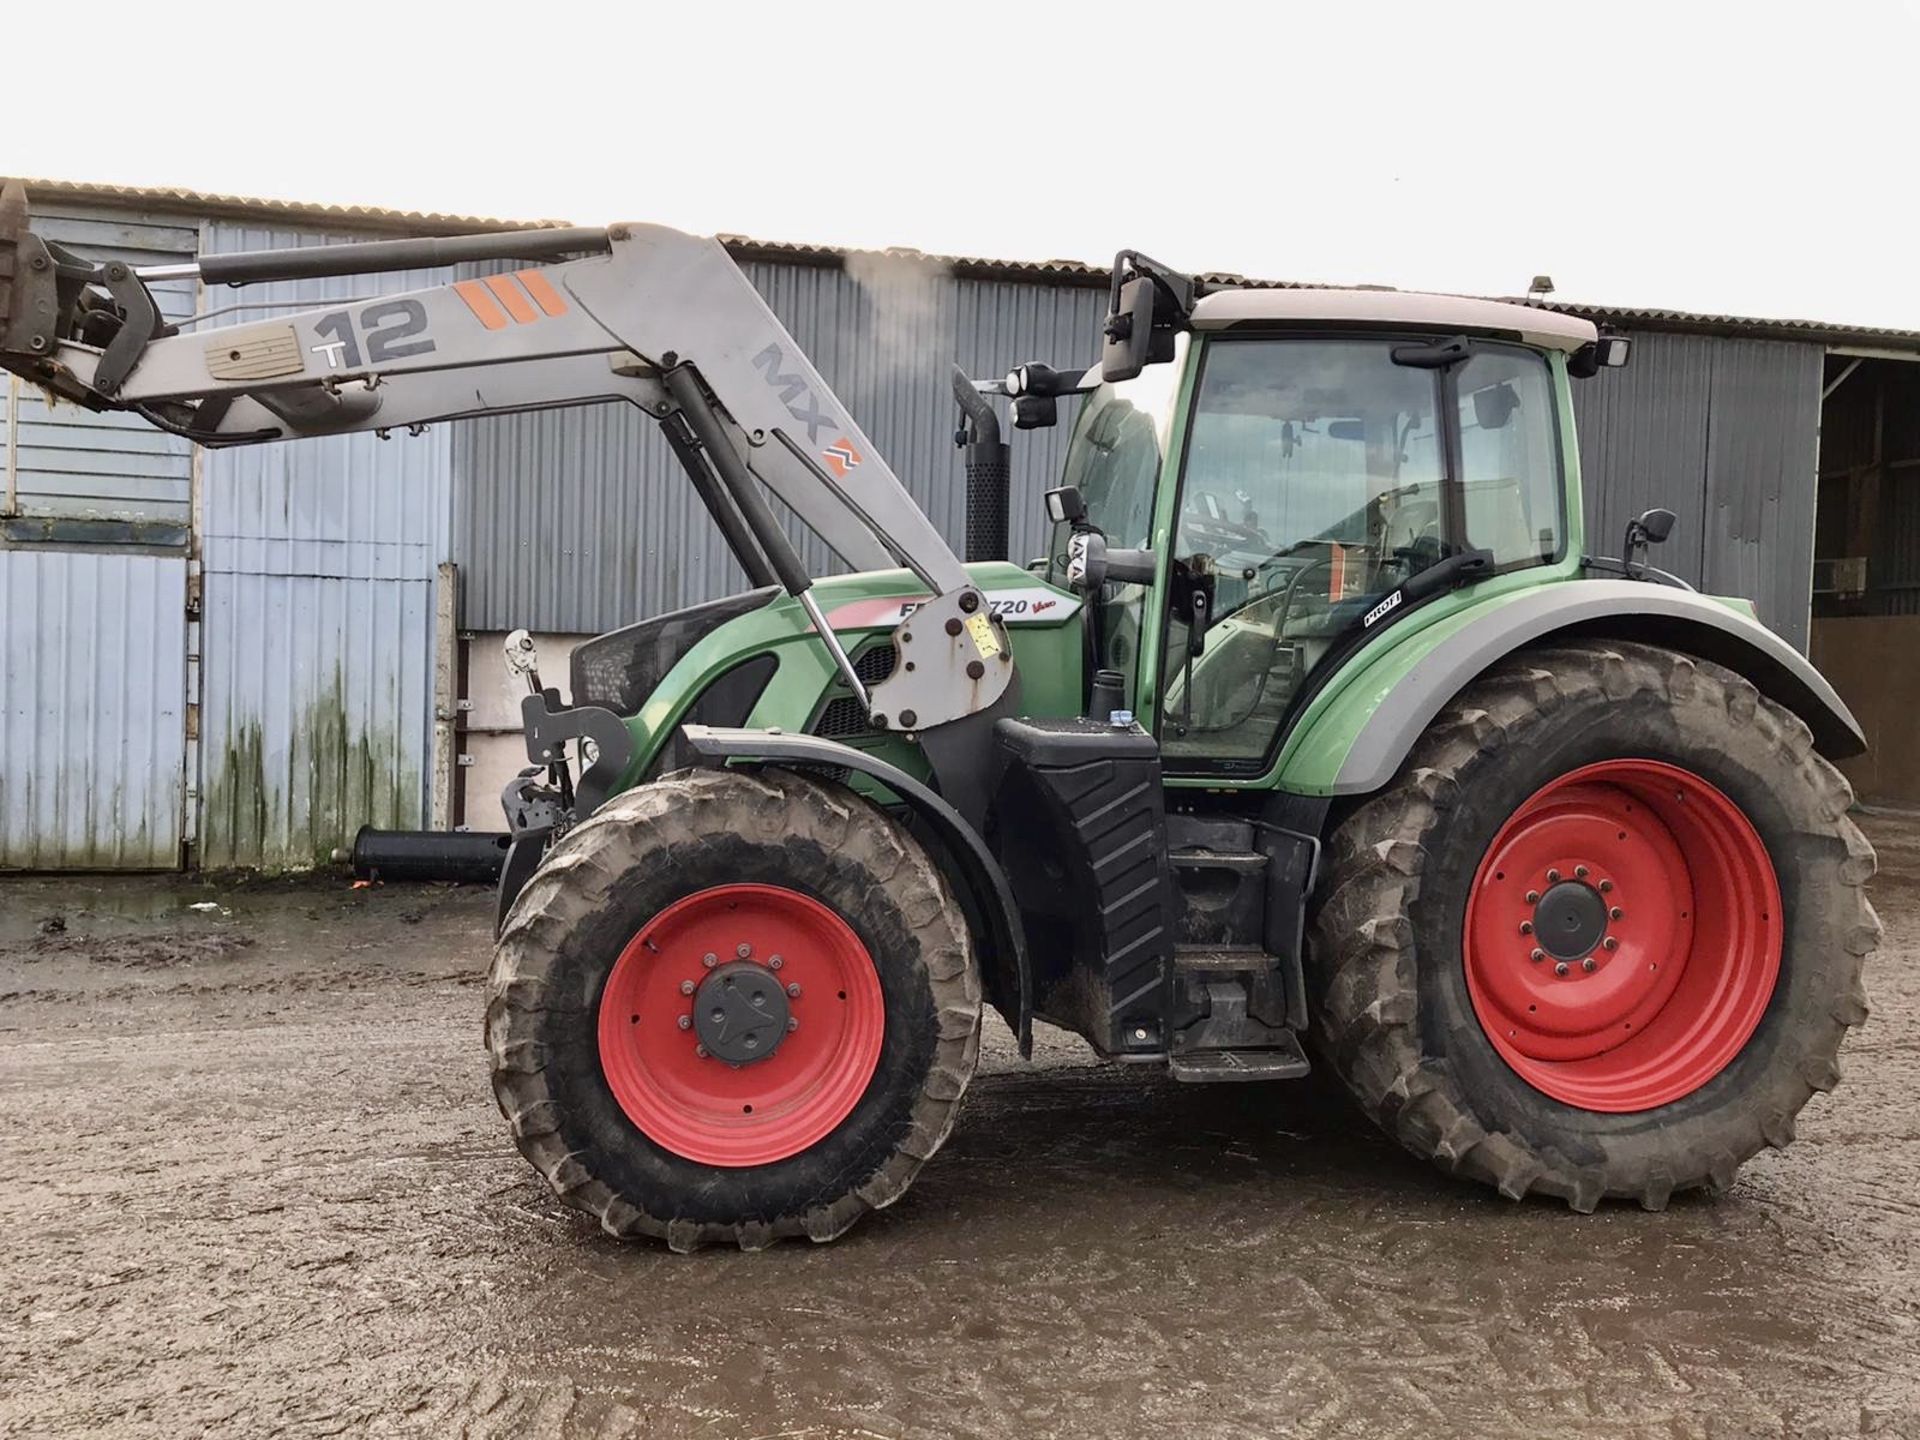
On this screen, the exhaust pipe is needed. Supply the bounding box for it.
[951,364,1010,563]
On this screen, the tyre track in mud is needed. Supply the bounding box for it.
[2,816,1918,1438]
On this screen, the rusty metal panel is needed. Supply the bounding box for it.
[452,258,1104,634]
[195,223,452,867]
[0,548,186,868]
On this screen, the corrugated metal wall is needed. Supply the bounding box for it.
[0,203,196,534]
[1573,333,1823,649]
[196,224,452,867]
[452,258,1105,633]
[0,549,186,868]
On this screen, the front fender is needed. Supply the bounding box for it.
[1285,580,1864,798]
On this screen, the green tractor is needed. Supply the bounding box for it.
[0,187,1878,1249]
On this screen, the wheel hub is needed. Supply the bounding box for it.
[1463,759,1782,1113]
[595,883,886,1167]
[1534,880,1608,960]
[693,960,791,1065]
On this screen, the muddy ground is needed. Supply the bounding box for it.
[2,815,1918,1439]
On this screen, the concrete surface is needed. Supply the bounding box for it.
[2,814,1917,1439]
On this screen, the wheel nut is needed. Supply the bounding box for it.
[1603,936,1619,951]
[1554,962,1570,976]
[736,942,752,960]
[1525,890,1540,904]
[679,979,696,995]
[1530,948,1544,962]
[695,1044,709,1058]
[786,982,801,998]
[1599,879,1613,893]
[768,955,783,970]
[677,1015,692,1030]
[702,952,717,968]
[1582,958,1597,972]
[1610,907,1623,921]
[786,1017,799,1033]
[1575,865,1589,879]
[1520,921,1533,935]
[1547,869,1561,883]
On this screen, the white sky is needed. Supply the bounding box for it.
[12,1,1919,330]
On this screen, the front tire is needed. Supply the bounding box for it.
[486,767,981,1250]
[1307,640,1880,1211]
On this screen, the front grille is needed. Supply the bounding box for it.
[807,640,895,741]
[814,696,872,738]
[854,643,898,686]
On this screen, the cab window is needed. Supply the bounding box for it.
[1160,337,1560,773]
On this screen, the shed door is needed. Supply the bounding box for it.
[0,203,195,869]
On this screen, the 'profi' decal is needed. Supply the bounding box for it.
[824,589,1082,629]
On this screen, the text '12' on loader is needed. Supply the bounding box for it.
[0,179,1879,1249]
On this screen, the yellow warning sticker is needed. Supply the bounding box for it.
[964,611,1002,659]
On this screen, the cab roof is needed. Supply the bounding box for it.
[1190,287,1599,352]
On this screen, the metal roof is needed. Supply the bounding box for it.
[1192,288,1598,350]
[22,177,1920,354]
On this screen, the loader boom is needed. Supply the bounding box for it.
[0,181,1009,733]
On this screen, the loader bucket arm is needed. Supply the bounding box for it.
[0,180,1008,735]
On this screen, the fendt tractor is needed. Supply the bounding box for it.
[0,181,1879,1249]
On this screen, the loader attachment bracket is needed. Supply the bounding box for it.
[520,689,633,817]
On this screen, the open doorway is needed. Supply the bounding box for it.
[1809,353,1920,805]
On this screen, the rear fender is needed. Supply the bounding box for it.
[1297,580,1865,798]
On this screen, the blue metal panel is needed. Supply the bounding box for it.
[0,548,186,868]
[452,258,1104,633]
[196,223,452,867]
[0,203,197,527]
[1572,332,1821,650]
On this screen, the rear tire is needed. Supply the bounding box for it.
[1307,640,1879,1211]
[486,767,981,1249]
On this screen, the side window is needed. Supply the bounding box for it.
[1456,349,1562,567]
[1161,339,1445,768]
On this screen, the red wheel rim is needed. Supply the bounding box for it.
[596,883,885,1166]
[1463,759,1782,1112]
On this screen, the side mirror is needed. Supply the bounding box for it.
[1569,334,1632,378]
[1101,275,1157,383]
[1622,506,1677,577]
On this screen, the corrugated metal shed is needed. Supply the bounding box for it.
[0,548,186,868]
[1,202,196,536]
[452,259,1104,633]
[1572,334,1823,649]
[195,223,452,867]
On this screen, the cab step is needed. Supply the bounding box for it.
[1168,1034,1312,1083]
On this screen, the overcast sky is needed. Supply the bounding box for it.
[12,2,1918,330]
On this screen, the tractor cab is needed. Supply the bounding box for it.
[1042,285,1605,781]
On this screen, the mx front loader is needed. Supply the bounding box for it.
[0,182,1878,1247]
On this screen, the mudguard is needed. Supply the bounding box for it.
[1328,579,1866,796]
[679,724,1033,1057]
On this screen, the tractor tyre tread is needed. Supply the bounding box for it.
[486,766,981,1250]
[1307,638,1879,1211]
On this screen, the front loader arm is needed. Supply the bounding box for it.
[0,181,1007,734]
